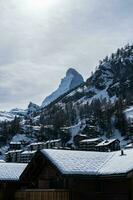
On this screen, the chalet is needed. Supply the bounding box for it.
[0,162,27,200]
[18,149,133,200]
[95,139,120,152]
[9,142,22,150]
[20,150,36,163]
[125,143,133,149]
[5,150,23,163]
[79,138,102,151]
[73,134,89,147]
[45,139,62,149]
[28,142,45,151]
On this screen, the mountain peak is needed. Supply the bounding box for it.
[42,68,84,107]
[27,102,40,113]
[66,68,81,76]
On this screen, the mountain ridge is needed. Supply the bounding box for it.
[41,68,84,107]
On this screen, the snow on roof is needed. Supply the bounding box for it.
[49,139,61,143]
[5,150,23,154]
[0,163,27,181]
[125,143,133,149]
[10,142,21,145]
[0,160,5,163]
[80,138,101,143]
[96,139,118,147]
[21,150,36,155]
[41,149,133,176]
[44,139,61,144]
[30,142,45,146]
[124,106,133,120]
[41,149,110,176]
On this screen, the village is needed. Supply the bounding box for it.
[4,135,122,163]
[0,133,132,200]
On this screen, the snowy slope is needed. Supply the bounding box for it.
[0,111,15,122]
[124,106,133,120]
[42,68,84,107]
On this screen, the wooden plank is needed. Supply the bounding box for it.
[15,190,70,200]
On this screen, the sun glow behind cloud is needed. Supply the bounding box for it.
[23,0,59,13]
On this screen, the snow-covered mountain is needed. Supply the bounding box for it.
[27,102,40,114]
[0,44,133,149]
[42,68,84,107]
[38,44,133,141]
[0,111,15,122]
[10,108,27,116]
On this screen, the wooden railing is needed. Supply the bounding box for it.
[15,189,71,200]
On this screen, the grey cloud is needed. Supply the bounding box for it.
[0,0,133,110]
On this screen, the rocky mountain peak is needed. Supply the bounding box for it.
[42,68,84,107]
[27,102,40,113]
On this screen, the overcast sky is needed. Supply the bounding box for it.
[0,0,133,110]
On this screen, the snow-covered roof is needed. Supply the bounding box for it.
[80,138,101,144]
[21,150,36,155]
[125,143,133,149]
[0,163,27,181]
[49,139,61,143]
[5,150,22,154]
[29,142,45,146]
[96,139,118,147]
[45,139,61,144]
[41,149,133,176]
[10,142,21,145]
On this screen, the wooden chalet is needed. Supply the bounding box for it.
[73,134,89,147]
[16,149,133,200]
[9,142,22,150]
[45,139,62,149]
[0,162,27,200]
[28,142,45,151]
[95,139,120,152]
[5,150,23,163]
[79,138,102,151]
[20,150,36,163]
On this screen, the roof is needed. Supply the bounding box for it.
[5,150,23,154]
[10,142,21,145]
[29,142,45,146]
[80,138,101,144]
[45,139,61,144]
[96,139,118,147]
[125,143,133,149]
[0,163,27,181]
[40,149,133,176]
[21,150,36,155]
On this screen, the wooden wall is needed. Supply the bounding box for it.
[15,189,70,200]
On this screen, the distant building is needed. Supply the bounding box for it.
[95,139,120,152]
[125,143,133,149]
[9,142,22,150]
[45,139,62,149]
[28,142,45,151]
[20,150,36,163]
[5,150,23,163]
[73,134,89,147]
[79,138,102,151]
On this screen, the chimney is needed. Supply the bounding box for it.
[121,149,124,156]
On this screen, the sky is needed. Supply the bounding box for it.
[0,0,133,110]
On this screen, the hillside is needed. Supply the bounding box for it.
[0,44,133,149]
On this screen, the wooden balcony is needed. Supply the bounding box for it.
[15,189,71,200]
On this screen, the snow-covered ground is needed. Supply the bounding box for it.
[124,106,133,121]
[0,111,15,122]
